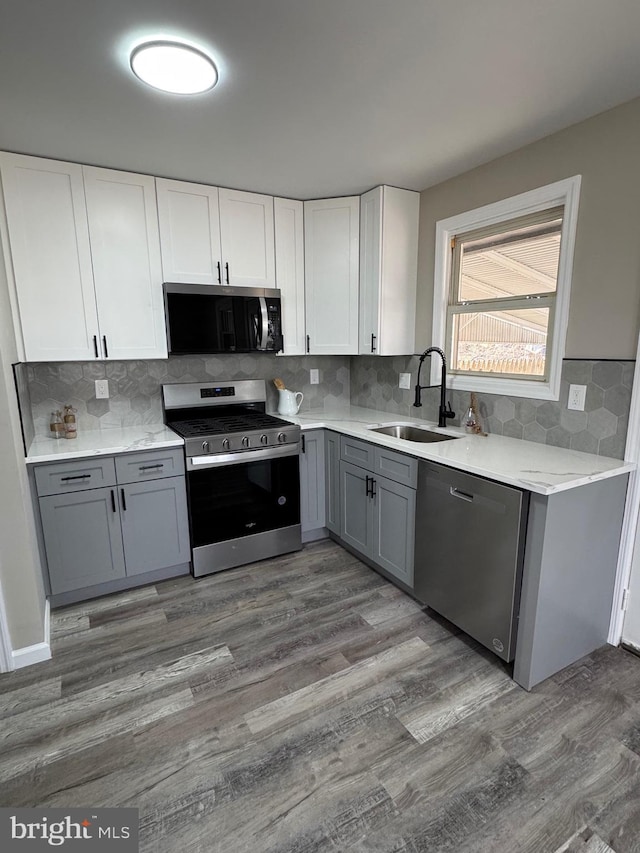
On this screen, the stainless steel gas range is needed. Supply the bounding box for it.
[162,380,302,577]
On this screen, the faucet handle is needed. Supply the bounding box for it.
[444,402,455,420]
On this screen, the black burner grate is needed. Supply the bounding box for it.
[169,413,290,437]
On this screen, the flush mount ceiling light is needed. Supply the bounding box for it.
[130,40,218,94]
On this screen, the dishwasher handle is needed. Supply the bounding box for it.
[450,486,474,502]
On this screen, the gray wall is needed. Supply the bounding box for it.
[416,97,640,360]
[0,241,46,651]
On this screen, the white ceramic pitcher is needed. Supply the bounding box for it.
[277,388,304,415]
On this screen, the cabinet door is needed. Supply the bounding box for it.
[358,186,419,356]
[372,476,415,587]
[83,166,167,359]
[300,430,326,534]
[39,487,125,594]
[339,461,373,558]
[218,188,275,288]
[0,153,99,361]
[156,178,222,285]
[119,476,190,576]
[325,431,341,535]
[274,197,305,354]
[304,197,359,354]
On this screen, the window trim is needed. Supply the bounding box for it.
[431,176,581,400]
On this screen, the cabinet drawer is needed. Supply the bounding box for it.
[115,448,184,484]
[34,457,116,496]
[374,447,417,489]
[340,436,375,470]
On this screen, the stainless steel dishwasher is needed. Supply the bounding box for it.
[414,461,529,662]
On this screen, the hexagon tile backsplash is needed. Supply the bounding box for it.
[350,357,634,459]
[19,355,633,459]
[23,355,350,439]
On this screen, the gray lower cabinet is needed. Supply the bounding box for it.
[338,438,416,587]
[324,430,341,535]
[372,475,415,587]
[299,430,326,537]
[119,476,190,576]
[35,448,190,602]
[340,461,374,557]
[39,486,126,594]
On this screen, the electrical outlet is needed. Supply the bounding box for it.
[309,369,319,385]
[95,379,109,399]
[567,383,586,411]
[399,373,411,390]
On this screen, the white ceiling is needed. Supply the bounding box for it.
[2,0,640,199]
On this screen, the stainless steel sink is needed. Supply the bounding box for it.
[368,424,459,443]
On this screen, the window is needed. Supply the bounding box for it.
[432,177,581,400]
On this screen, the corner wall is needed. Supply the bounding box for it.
[0,240,46,653]
[416,97,640,359]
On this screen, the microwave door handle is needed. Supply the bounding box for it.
[258,296,269,351]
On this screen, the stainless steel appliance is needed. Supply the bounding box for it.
[163,380,301,577]
[164,283,283,355]
[413,461,529,662]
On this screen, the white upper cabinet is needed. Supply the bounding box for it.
[218,188,275,288]
[359,185,419,355]
[274,197,305,355]
[156,178,222,284]
[0,153,99,361]
[83,167,167,360]
[156,182,276,289]
[304,196,360,355]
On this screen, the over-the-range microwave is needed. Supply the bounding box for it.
[164,283,283,355]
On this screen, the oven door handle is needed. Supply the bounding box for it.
[186,442,299,471]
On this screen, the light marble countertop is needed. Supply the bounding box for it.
[25,424,184,464]
[280,404,635,496]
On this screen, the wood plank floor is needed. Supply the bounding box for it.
[1,540,640,852]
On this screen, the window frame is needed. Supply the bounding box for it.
[431,176,581,400]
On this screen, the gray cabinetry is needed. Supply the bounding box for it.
[340,461,374,557]
[35,447,190,605]
[324,431,341,535]
[338,438,416,587]
[39,487,126,594]
[299,430,326,539]
[119,476,190,576]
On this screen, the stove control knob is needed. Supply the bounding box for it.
[242,436,250,448]
[202,440,210,453]
[260,434,269,445]
[222,438,230,451]
[277,432,287,443]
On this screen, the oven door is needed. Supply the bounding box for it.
[185,445,301,576]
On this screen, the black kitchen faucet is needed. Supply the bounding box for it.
[413,346,455,428]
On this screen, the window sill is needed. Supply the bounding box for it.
[446,373,559,401]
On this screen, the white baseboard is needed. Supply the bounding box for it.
[11,599,51,669]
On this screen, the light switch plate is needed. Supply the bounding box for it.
[568,383,586,411]
[309,369,319,385]
[95,379,109,399]
[399,373,411,390]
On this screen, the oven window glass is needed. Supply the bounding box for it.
[187,456,300,546]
